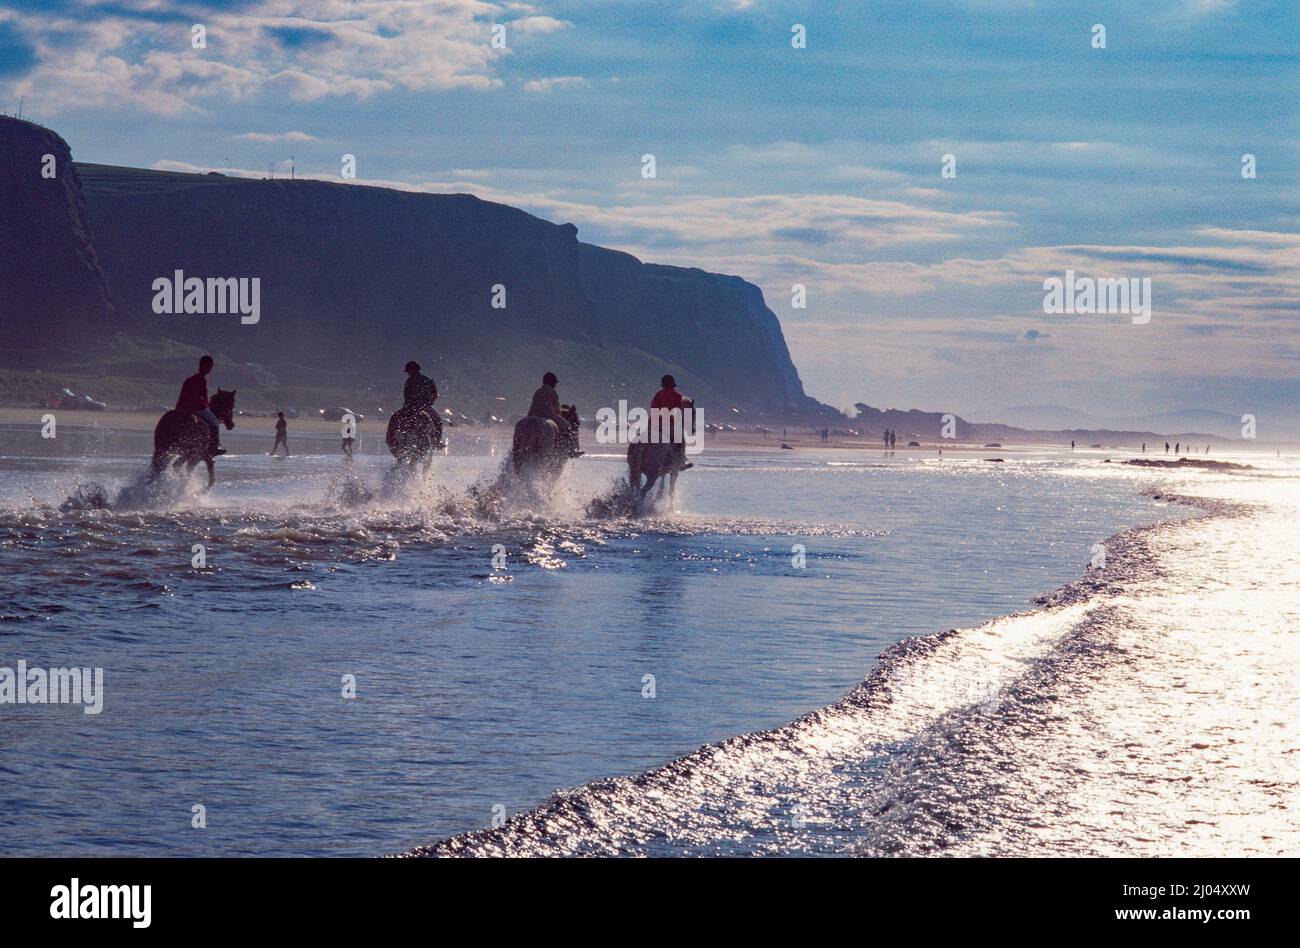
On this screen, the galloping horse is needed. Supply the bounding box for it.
[386,406,443,468]
[151,389,236,488]
[627,398,693,499]
[511,405,580,483]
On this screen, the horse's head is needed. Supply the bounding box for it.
[561,404,579,430]
[211,388,237,429]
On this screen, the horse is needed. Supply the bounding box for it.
[151,389,236,489]
[627,442,681,498]
[511,404,580,484]
[386,405,443,468]
[627,398,693,499]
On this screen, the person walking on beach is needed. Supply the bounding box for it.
[1142,442,1146,453]
[1175,442,1180,454]
[270,412,289,457]
[341,431,354,459]
[890,429,897,449]
[1165,441,1170,454]
[1071,439,1075,450]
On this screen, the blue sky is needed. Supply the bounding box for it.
[2,0,1297,421]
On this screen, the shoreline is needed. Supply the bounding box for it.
[406,484,1238,857]
[0,407,1291,458]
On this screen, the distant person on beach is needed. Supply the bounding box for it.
[1071,440,1075,450]
[1165,441,1170,454]
[176,355,225,456]
[1175,442,1180,454]
[342,432,354,459]
[1142,442,1146,453]
[270,412,288,456]
[890,430,897,449]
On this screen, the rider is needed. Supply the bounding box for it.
[650,374,692,471]
[176,355,225,457]
[400,360,442,447]
[402,361,438,412]
[527,372,580,458]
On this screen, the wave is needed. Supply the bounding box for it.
[400,492,1254,857]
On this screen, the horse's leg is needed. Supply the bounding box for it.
[205,459,214,488]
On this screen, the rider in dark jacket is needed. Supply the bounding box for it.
[403,361,438,411]
[176,355,225,456]
[400,361,442,447]
[528,372,581,457]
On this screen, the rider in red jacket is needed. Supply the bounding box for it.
[650,375,692,470]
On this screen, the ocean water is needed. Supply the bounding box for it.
[0,423,1292,856]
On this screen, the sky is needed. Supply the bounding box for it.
[1,0,1297,422]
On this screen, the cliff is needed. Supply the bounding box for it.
[0,115,831,420]
[0,118,115,368]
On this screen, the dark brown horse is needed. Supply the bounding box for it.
[151,389,236,488]
[386,406,443,468]
[511,404,580,482]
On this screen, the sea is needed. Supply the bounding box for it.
[0,421,1294,856]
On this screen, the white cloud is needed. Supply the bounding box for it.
[234,130,318,143]
[523,75,589,93]
[3,0,533,115]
